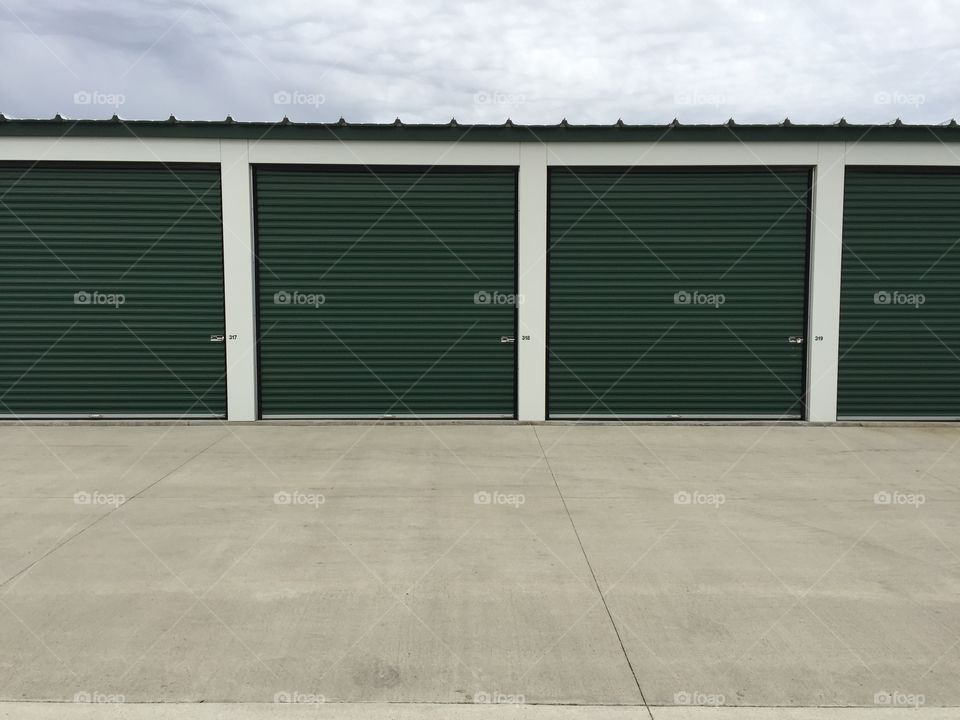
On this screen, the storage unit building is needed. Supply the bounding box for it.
[0,118,957,423]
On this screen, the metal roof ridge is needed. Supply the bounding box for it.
[0,117,956,142]
[1,116,957,129]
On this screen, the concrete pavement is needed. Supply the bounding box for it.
[1,702,959,719]
[0,424,958,716]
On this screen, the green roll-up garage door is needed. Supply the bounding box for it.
[838,169,960,419]
[0,164,226,418]
[549,168,811,418]
[255,167,517,417]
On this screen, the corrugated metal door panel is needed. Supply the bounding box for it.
[255,168,516,417]
[838,169,960,419]
[0,165,226,417]
[549,169,810,418]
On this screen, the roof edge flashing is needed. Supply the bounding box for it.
[0,118,956,142]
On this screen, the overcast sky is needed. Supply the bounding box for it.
[0,0,957,125]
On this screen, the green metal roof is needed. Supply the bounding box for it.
[0,115,958,142]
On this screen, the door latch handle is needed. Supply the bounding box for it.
[788,336,804,345]
[500,336,515,344]
[210,334,225,343]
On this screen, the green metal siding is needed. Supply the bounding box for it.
[255,168,517,417]
[0,165,226,417]
[838,169,960,418]
[549,169,810,418]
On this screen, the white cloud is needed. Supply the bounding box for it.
[0,0,958,123]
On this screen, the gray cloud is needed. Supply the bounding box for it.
[1,0,958,124]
